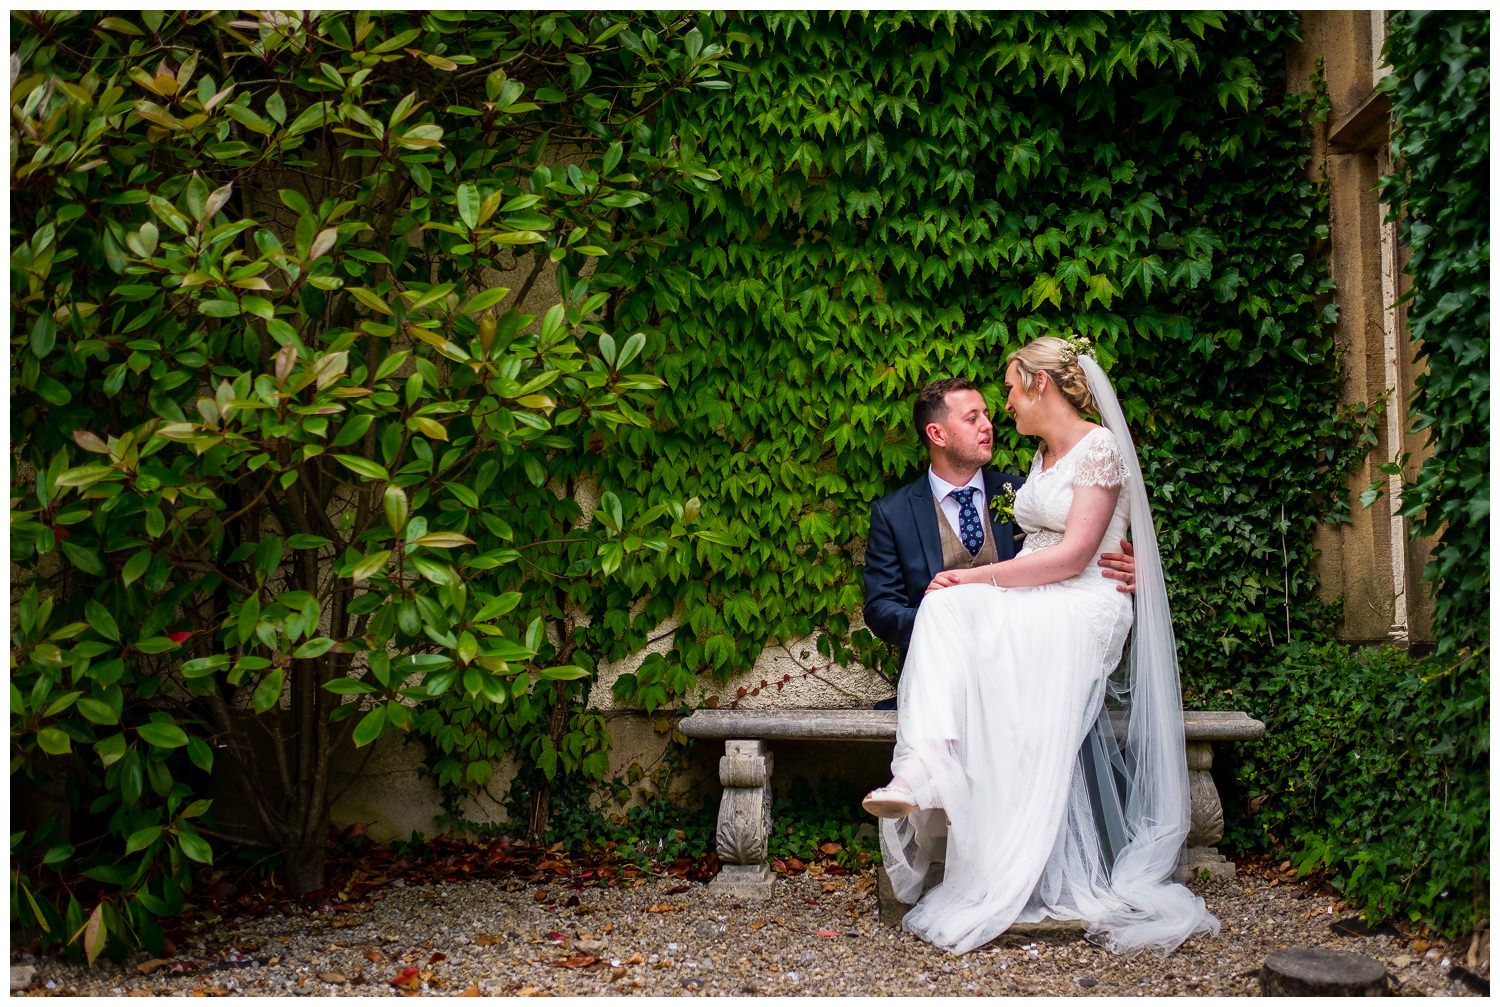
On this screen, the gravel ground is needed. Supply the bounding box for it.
[14,865,1486,997]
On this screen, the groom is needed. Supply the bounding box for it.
[862,377,1135,708]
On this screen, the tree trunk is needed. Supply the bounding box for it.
[283,837,327,896]
[525,683,572,839]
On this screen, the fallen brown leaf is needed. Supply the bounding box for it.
[749,920,766,930]
[623,953,645,965]
[610,967,628,983]
[427,952,446,964]
[548,955,600,969]
[646,903,685,913]
[473,934,505,947]
[665,884,690,895]
[364,949,385,963]
[318,972,347,984]
[458,985,482,996]
[534,890,550,902]
[137,959,171,975]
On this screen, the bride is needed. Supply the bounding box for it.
[862,336,1219,955]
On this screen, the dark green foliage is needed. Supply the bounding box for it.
[10,9,730,959]
[604,11,1365,703]
[1216,642,1487,938]
[769,778,881,869]
[1380,12,1489,663]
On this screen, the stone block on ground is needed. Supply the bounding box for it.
[1259,947,1388,996]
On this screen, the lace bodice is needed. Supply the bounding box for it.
[1014,426,1129,557]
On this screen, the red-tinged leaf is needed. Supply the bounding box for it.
[544,931,566,943]
[427,952,446,964]
[365,949,385,963]
[815,929,841,938]
[665,884,690,895]
[549,955,599,969]
[819,842,842,855]
[72,430,111,455]
[389,966,421,990]
[165,631,193,644]
[645,903,685,913]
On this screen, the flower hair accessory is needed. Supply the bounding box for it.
[1059,333,1093,364]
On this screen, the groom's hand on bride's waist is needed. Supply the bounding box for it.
[1098,538,1136,593]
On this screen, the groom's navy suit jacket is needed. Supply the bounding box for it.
[863,467,1026,658]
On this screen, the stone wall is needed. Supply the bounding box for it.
[1290,10,1436,646]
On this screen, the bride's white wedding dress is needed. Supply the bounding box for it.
[880,423,1218,955]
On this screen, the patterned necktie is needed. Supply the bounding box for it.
[949,487,984,556]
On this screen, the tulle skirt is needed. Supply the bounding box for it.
[879,577,1217,955]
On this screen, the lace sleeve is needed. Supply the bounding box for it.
[1073,429,1128,487]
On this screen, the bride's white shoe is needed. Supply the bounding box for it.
[862,782,917,819]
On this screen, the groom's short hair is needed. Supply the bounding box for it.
[914,377,979,448]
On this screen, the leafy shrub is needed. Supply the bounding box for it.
[1216,642,1487,937]
[10,9,730,960]
[769,777,881,869]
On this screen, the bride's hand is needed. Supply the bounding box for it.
[924,570,967,593]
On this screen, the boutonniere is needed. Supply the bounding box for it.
[989,482,1017,526]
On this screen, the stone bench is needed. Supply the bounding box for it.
[678,708,1265,899]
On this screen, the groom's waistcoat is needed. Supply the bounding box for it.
[932,495,1000,571]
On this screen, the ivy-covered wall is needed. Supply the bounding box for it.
[593,11,1367,710]
[1381,11,1489,663]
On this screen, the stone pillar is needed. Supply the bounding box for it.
[708,739,775,898]
[1176,739,1235,881]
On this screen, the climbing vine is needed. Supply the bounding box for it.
[598,11,1366,711]
[1380,11,1489,664]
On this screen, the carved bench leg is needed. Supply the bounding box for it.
[1176,739,1236,881]
[708,739,775,898]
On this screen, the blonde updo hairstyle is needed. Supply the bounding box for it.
[1007,336,1096,415]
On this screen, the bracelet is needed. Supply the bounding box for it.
[989,565,998,588]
